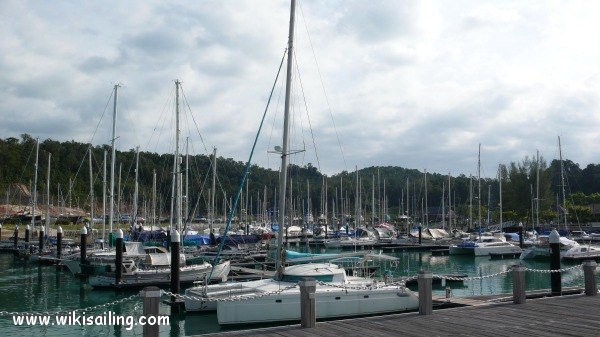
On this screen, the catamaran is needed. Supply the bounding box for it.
[184,0,419,324]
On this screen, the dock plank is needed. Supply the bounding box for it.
[200,294,600,337]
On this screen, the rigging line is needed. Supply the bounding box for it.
[208,48,287,281]
[180,86,210,156]
[147,87,174,153]
[87,89,114,146]
[293,50,320,172]
[266,63,287,169]
[299,3,347,171]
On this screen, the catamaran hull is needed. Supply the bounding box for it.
[216,287,418,325]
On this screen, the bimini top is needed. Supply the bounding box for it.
[280,263,347,283]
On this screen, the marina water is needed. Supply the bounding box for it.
[0,247,595,336]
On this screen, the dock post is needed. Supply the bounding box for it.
[299,277,316,328]
[141,286,161,337]
[583,260,597,296]
[418,225,422,245]
[549,229,561,296]
[170,230,180,304]
[115,229,123,285]
[418,270,433,315]
[512,265,526,304]
[38,226,44,255]
[56,226,62,260]
[518,224,524,249]
[25,225,30,243]
[0,224,2,241]
[80,226,88,265]
[13,226,18,248]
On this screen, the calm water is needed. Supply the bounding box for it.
[0,247,594,336]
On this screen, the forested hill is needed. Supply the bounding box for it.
[1,134,599,223]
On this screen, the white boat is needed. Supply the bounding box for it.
[184,262,418,324]
[185,0,419,323]
[450,235,522,256]
[562,245,600,261]
[520,236,579,260]
[89,260,230,288]
[324,235,378,248]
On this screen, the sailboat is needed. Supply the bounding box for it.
[184,0,418,324]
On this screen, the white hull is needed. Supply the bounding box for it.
[216,280,418,325]
[473,244,522,256]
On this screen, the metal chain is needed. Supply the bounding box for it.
[433,269,512,282]
[315,280,407,290]
[524,264,582,274]
[0,292,140,317]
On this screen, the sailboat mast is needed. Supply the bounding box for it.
[210,147,217,234]
[478,144,482,234]
[133,146,139,227]
[102,150,106,243]
[499,164,503,229]
[175,80,182,233]
[45,153,51,233]
[31,137,39,229]
[424,169,428,228]
[536,150,540,227]
[109,84,119,239]
[275,0,296,279]
[88,146,94,231]
[558,136,567,229]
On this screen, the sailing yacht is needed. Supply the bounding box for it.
[184,0,419,324]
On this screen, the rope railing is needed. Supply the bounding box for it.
[0,262,595,318]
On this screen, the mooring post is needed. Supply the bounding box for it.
[518,223,524,249]
[38,226,45,255]
[549,229,561,296]
[299,277,316,328]
[56,226,63,260]
[0,224,2,242]
[115,229,123,285]
[80,226,88,265]
[512,265,526,304]
[583,260,597,296]
[418,225,422,245]
[170,230,180,303]
[141,286,161,337]
[418,270,433,315]
[25,225,30,243]
[13,226,18,248]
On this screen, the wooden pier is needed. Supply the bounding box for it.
[198,293,600,337]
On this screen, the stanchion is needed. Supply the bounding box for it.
[141,286,161,337]
[418,270,432,315]
[115,229,123,285]
[583,260,597,296]
[512,265,526,304]
[549,229,561,296]
[299,277,316,328]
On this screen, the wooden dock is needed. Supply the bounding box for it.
[198,293,600,336]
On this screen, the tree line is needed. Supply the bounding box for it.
[1,134,599,224]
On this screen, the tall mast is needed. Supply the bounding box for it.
[355,166,359,228]
[31,137,39,229]
[210,147,217,234]
[133,146,139,227]
[185,137,189,226]
[499,164,503,229]
[441,182,445,229]
[175,80,182,233]
[536,150,540,227]
[448,173,451,232]
[88,146,94,231]
[424,169,428,228]
[469,175,473,230]
[109,84,119,238]
[45,153,51,233]
[558,136,567,229]
[478,143,482,235]
[152,169,156,230]
[275,0,296,280]
[102,150,106,243]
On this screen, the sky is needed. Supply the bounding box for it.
[1,0,599,179]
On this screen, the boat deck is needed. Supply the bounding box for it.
[199,292,600,337]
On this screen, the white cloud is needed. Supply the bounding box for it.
[0,0,599,178]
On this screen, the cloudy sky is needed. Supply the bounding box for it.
[1,0,599,178]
